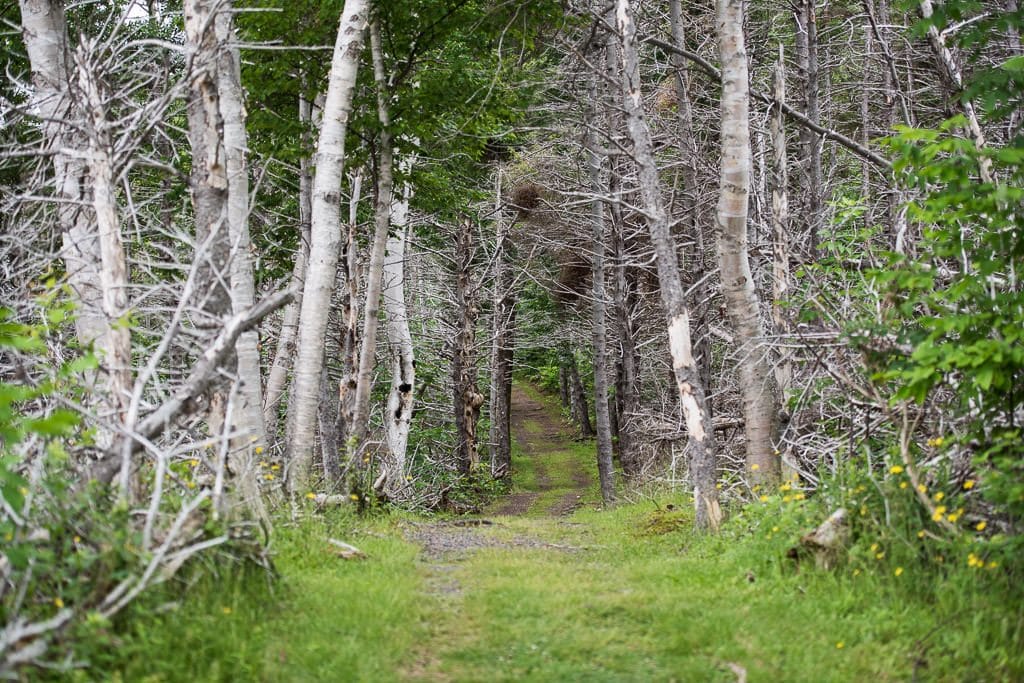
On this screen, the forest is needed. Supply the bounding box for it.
[1,0,1022,679]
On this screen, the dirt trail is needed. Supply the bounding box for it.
[491,383,591,516]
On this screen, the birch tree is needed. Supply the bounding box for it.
[286,0,369,496]
[715,0,782,486]
[614,0,720,529]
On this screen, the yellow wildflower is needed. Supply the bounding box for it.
[933,492,945,502]
[772,526,780,533]
[917,530,926,539]
[899,482,909,489]
[222,607,232,615]
[405,475,413,481]
[870,543,879,552]
[751,464,760,471]
[917,484,927,494]
[271,464,281,471]
[780,483,792,492]
[306,492,317,500]
[852,568,861,576]
[889,465,904,475]
[836,642,845,649]
[894,567,904,577]
[975,521,987,532]
[795,492,806,501]
[932,505,947,522]
[759,495,769,502]
[933,436,944,447]
[189,458,199,467]
[264,474,275,481]
[875,552,885,560]
[783,495,792,503]
[350,494,360,501]
[54,598,64,608]
[259,460,268,468]
[963,479,975,490]
[187,481,197,489]
[254,446,264,455]
[73,535,81,544]
[987,561,999,570]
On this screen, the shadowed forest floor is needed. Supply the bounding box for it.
[107,383,1024,682]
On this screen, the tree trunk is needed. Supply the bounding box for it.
[452,219,484,476]
[19,0,108,355]
[215,4,267,521]
[586,61,617,504]
[286,0,369,496]
[796,0,823,257]
[383,192,415,493]
[615,0,720,530]
[344,21,396,474]
[716,0,782,487]
[566,345,594,438]
[489,167,515,480]
[771,45,793,399]
[609,165,641,477]
[76,44,132,493]
[263,90,314,439]
[669,0,716,421]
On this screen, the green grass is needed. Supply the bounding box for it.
[97,511,427,682]
[89,382,1023,681]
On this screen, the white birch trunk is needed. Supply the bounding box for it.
[716,0,782,486]
[382,189,414,492]
[215,5,267,521]
[348,20,395,463]
[286,0,369,496]
[19,0,108,353]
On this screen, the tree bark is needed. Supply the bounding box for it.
[771,45,793,398]
[286,0,369,496]
[586,58,617,504]
[76,43,132,493]
[19,0,108,354]
[615,0,720,530]
[488,167,515,480]
[383,190,415,492]
[215,4,267,521]
[345,20,396,472]
[452,219,484,476]
[716,0,782,487]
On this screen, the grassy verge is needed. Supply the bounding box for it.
[96,510,426,682]
[414,500,1024,682]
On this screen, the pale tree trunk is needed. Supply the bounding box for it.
[382,189,415,492]
[452,219,485,476]
[347,20,395,472]
[770,45,793,399]
[796,0,823,257]
[615,0,720,530]
[263,90,314,438]
[669,0,716,420]
[585,59,617,504]
[76,43,132,493]
[610,185,640,477]
[334,173,363,474]
[488,167,515,480]
[286,0,369,496]
[19,1,108,362]
[716,0,782,487]
[215,5,267,521]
